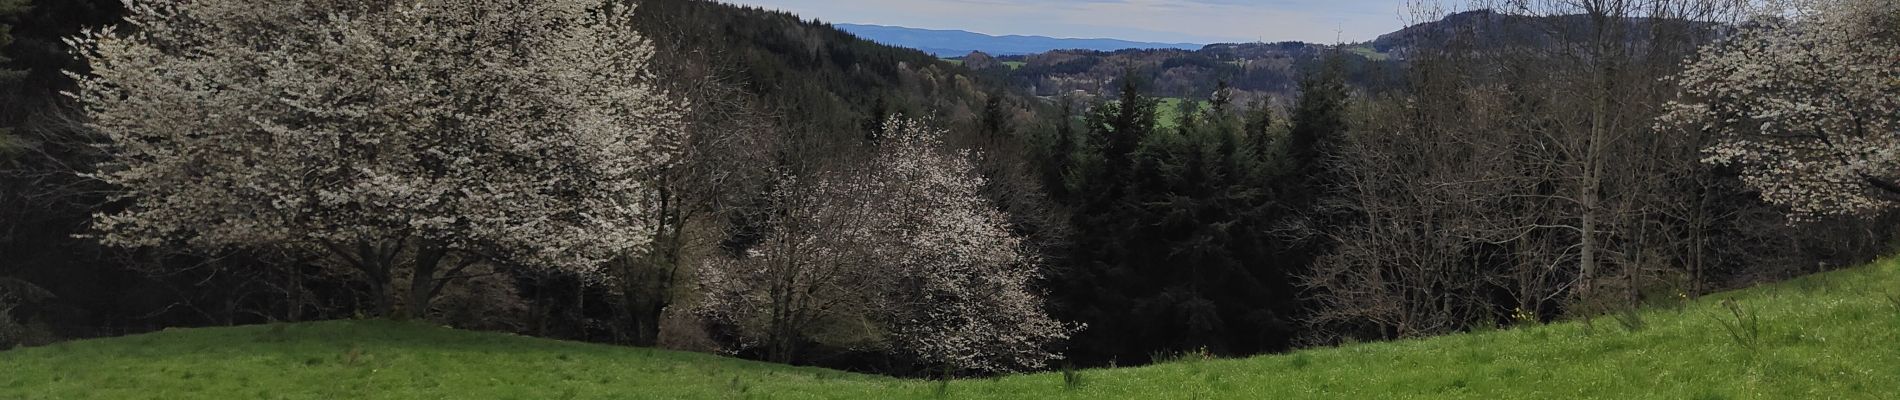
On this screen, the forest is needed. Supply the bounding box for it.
[2,0,1898,385]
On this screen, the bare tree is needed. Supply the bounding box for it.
[1309,0,1752,339]
[603,35,786,345]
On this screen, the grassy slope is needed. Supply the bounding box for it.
[4,260,1899,399]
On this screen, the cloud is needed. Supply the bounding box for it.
[717,0,1410,44]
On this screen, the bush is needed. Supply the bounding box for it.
[0,277,56,350]
[0,307,22,350]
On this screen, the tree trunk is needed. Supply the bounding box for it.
[403,239,447,321]
[347,240,396,318]
[1580,178,1598,301]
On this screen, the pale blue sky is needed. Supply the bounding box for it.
[718,0,1418,44]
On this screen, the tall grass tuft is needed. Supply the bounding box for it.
[932,378,950,399]
[1712,299,1760,350]
[1061,362,1084,391]
[726,376,748,395]
[1612,307,1646,333]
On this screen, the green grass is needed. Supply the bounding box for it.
[1346,45,1390,61]
[1156,97,1210,129]
[940,59,1024,70]
[5,260,1900,399]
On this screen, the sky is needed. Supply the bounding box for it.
[718,0,1418,44]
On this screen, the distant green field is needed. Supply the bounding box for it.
[941,59,1025,70]
[4,260,1898,399]
[1156,97,1209,129]
[1347,45,1391,61]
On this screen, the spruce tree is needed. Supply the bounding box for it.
[0,0,29,151]
[1051,75,1303,364]
[1272,50,1352,309]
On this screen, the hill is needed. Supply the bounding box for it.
[5,259,1895,399]
[960,9,1721,111]
[1370,9,1727,59]
[836,24,1203,57]
[633,0,1035,143]
[977,42,1398,110]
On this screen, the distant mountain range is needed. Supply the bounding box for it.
[835,24,1205,57]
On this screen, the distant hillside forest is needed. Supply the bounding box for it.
[4,0,1897,379]
[954,41,1400,109]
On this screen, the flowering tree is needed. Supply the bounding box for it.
[1662,0,1900,218]
[69,0,684,317]
[697,117,1071,373]
[870,118,1072,373]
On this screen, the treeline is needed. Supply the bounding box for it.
[964,41,1403,110]
[1018,0,1898,364]
[1299,1,1896,340]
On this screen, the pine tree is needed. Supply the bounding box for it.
[1045,95,1079,200]
[0,0,30,152]
[1242,100,1276,161]
[1050,75,1303,364]
[979,92,1012,142]
[1270,50,1352,316]
[1284,54,1350,188]
[0,0,25,79]
[1103,76,1158,179]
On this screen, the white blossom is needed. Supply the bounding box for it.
[1661,0,1900,219]
[69,0,683,308]
[696,117,1072,373]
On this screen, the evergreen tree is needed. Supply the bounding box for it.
[979,92,1012,142]
[1283,54,1350,187]
[1103,76,1158,178]
[0,0,25,79]
[1268,50,1352,311]
[863,96,889,143]
[1174,98,1202,136]
[1050,76,1301,365]
[0,0,29,151]
[1044,95,1079,200]
[1242,100,1276,161]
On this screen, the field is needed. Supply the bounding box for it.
[4,260,1898,399]
[1345,44,1391,61]
[1157,97,1210,129]
[941,59,1026,70]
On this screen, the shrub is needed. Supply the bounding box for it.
[0,307,22,350]
[0,277,55,350]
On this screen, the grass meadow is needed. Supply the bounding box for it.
[4,260,1897,399]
